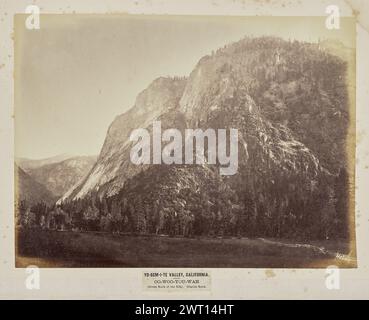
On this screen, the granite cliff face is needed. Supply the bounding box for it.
[61,77,187,201]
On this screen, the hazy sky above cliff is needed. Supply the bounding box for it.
[15,14,355,159]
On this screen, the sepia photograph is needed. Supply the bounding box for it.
[14,14,356,268]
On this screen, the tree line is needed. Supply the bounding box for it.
[16,167,350,241]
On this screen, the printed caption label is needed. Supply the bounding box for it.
[142,270,211,292]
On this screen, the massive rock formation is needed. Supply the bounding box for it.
[60,37,353,239]
[60,77,186,201]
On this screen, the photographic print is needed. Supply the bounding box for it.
[14,14,356,268]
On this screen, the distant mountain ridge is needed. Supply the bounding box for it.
[15,164,56,206]
[24,155,97,198]
[15,155,97,205]
[16,154,73,171]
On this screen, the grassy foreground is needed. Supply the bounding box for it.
[16,228,356,268]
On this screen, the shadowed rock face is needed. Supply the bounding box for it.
[60,37,352,239]
[24,156,97,198]
[15,165,57,206]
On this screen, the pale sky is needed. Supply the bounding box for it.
[14,15,355,159]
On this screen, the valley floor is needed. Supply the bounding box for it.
[15,228,356,268]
